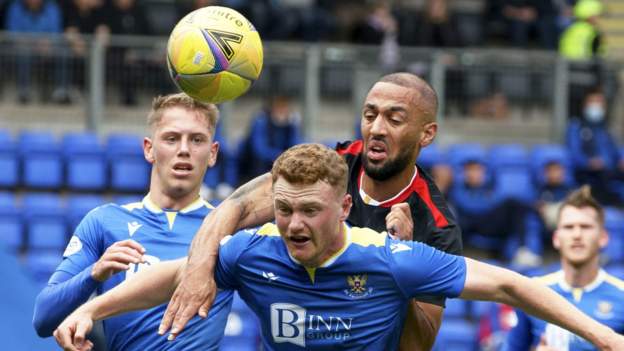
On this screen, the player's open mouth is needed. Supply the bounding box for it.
[289,236,311,247]
[366,141,387,162]
[172,162,194,175]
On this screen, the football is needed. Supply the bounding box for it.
[167,6,263,104]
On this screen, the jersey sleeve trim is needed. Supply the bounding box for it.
[256,223,281,236]
[350,226,386,248]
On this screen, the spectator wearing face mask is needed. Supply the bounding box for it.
[565,88,624,206]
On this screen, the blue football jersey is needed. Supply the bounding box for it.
[504,269,624,351]
[215,223,466,350]
[55,196,233,351]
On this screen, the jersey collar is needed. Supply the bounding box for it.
[556,269,606,293]
[142,193,207,214]
[358,166,418,206]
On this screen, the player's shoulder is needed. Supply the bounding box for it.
[349,226,387,248]
[221,223,280,249]
[533,270,562,287]
[603,272,624,292]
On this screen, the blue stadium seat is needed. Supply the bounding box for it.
[67,194,106,232]
[0,130,18,188]
[488,144,535,203]
[22,193,67,251]
[530,144,574,187]
[444,298,468,319]
[0,192,23,251]
[112,195,144,206]
[107,134,150,192]
[19,131,63,189]
[63,132,107,191]
[418,143,446,170]
[488,144,529,171]
[433,319,478,351]
[447,143,487,170]
[23,250,62,288]
[604,207,624,263]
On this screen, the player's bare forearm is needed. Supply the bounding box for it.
[83,258,185,321]
[399,300,442,351]
[187,173,274,271]
[461,258,619,349]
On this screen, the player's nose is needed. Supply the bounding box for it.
[369,115,387,136]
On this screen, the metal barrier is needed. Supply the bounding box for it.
[0,32,621,144]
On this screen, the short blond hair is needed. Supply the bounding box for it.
[147,93,219,135]
[271,143,348,194]
[558,185,605,225]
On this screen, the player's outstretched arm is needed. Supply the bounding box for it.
[161,173,274,337]
[460,258,624,350]
[53,258,185,351]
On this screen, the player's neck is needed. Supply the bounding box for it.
[361,165,416,202]
[561,256,601,288]
[148,189,200,211]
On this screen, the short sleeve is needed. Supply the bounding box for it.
[214,231,255,290]
[388,239,466,299]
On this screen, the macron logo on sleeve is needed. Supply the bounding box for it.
[390,243,412,254]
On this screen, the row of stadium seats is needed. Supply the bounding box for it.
[0,192,136,253]
[0,130,150,191]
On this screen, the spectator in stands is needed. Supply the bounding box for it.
[560,0,605,117]
[350,0,400,69]
[566,88,624,206]
[5,0,69,104]
[236,95,301,184]
[351,0,397,45]
[559,0,604,60]
[501,0,558,49]
[104,0,151,105]
[504,185,624,350]
[418,0,459,47]
[63,0,109,90]
[32,93,233,351]
[521,159,574,264]
[450,158,528,259]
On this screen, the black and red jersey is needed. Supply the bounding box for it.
[336,140,463,256]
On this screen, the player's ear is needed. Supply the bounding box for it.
[552,230,561,250]
[419,122,437,147]
[207,141,219,168]
[340,193,352,221]
[144,137,155,164]
[599,228,609,249]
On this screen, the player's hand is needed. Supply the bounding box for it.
[53,311,95,351]
[386,203,413,241]
[535,335,557,351]
[91,239,145,282]
[159,263,217,340]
